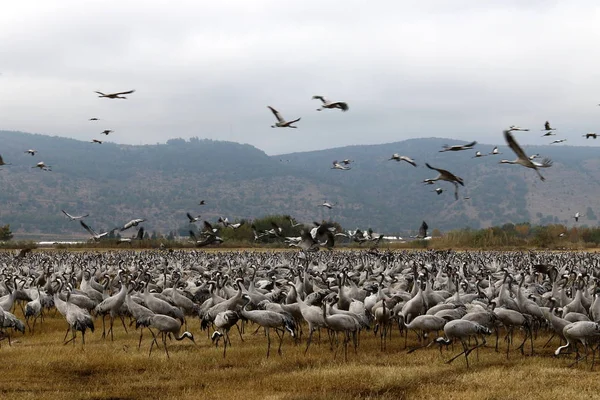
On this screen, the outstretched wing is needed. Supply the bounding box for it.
[267,106,284,123]
[312,95,327,104]
[503,130,529,162]
[114,90,136,96]
[80,220,97,237]
[136,227,145,240]
[94,91,106,96]
[331,101,349,111]
[62,210,74,220]
[425,163,441,173]
[186,212,195,222]
[203,220,215,234]
[463,141,477,148]
[419,221,428,238]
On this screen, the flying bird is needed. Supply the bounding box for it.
[79,221,111,241]
[541,131,556,137]
[434,188,443,195]
[33,161,50,170]
[267,106,301,128]
[101,130,113,135]
[573,212,581,222]
[312,95,349,111]
[543,121,556,131]
[331,160,351,170]
[489,147,502,155]
[94,90,135,99]
[198,200,206,205]
[550,139,567,144]
[0,155,11,166]
[583,133,597,139]
[439,141,477,152]
[500,130,553,181]
[418,221,428,239]
[508,125,529,132]
[120,219,145,231]
[472,151,487,158]
[92,139,103,144]
[89,118,99,121]
[321,201,335,209]
[61,210,89,221]
[341,159,353,165]
[24,149,37,156]
[424,163,465,200]
[389,154,417,167]
[187,213,201,223]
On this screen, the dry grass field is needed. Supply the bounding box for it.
[1,310,600,400]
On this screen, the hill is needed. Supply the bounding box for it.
[0,130,598,239]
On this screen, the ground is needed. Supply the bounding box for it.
[1,311,599,400]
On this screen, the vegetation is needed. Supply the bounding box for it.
[0,224,13,241]
[0,306,597,400]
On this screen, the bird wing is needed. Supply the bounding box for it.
[136,227,145,240]
[62,210,75,220]
[545,121,550,130]
[203,220,215,234]
[400,156,416,167]
[331,101,349,111]
[504,130,529,162]
[113,90,135,96]
[463,141,477,148]
[189,230,198,241]
[94,91,106,96]
[267,106,284,123]
[419,221,428,238]
[312,95,327,104]
[186,212,195,222]
[80,220,98,237]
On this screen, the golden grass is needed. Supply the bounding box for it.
[1,311,600,400]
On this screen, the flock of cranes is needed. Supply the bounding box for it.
[1,249,600,368]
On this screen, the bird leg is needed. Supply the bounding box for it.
[163,333,170,359]
[120,316,129,334]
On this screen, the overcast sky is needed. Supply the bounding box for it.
[1,1,599,155]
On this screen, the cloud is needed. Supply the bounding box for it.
[1,1,599,154]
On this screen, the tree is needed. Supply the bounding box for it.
[0,224,13,241]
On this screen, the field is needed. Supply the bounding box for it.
[1,311,600,400]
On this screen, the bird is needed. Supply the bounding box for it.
[573,212,581,222]
[24,149,37,156]
[424,163,465,200]
[543,121,556,131]
[508,125,529,131]
[489,146,502,155]
[94,90,135,99]
[435,320,491,368]
[439,141,477,152]
[120,219,145,231]
[0,155,11,166]
[321,201,335,209]
[434,188,443,195]
[554,321,600,366]
[198,200,206,205]
[32,161,51,171]
[341,159,353,165]
[332,160,351,170]
[101,130,113,135]
[61,210,89,221]
[79,221,111,241]
[186,213,201,223]
[146,314,195,358]
[312,95,349,111]
[550,139,567,144]
[92,139,103,144]
[267,106,301,128]
[389,154,417,167]
[239,294,296,357]
[583,133,597,139]
[210,310,242,358]
[472,151,487,158]
[63,290,95,346]
[500,130,553,181]
[89,117,99,121]
[542,131,556,137]
[417,221,428,239]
